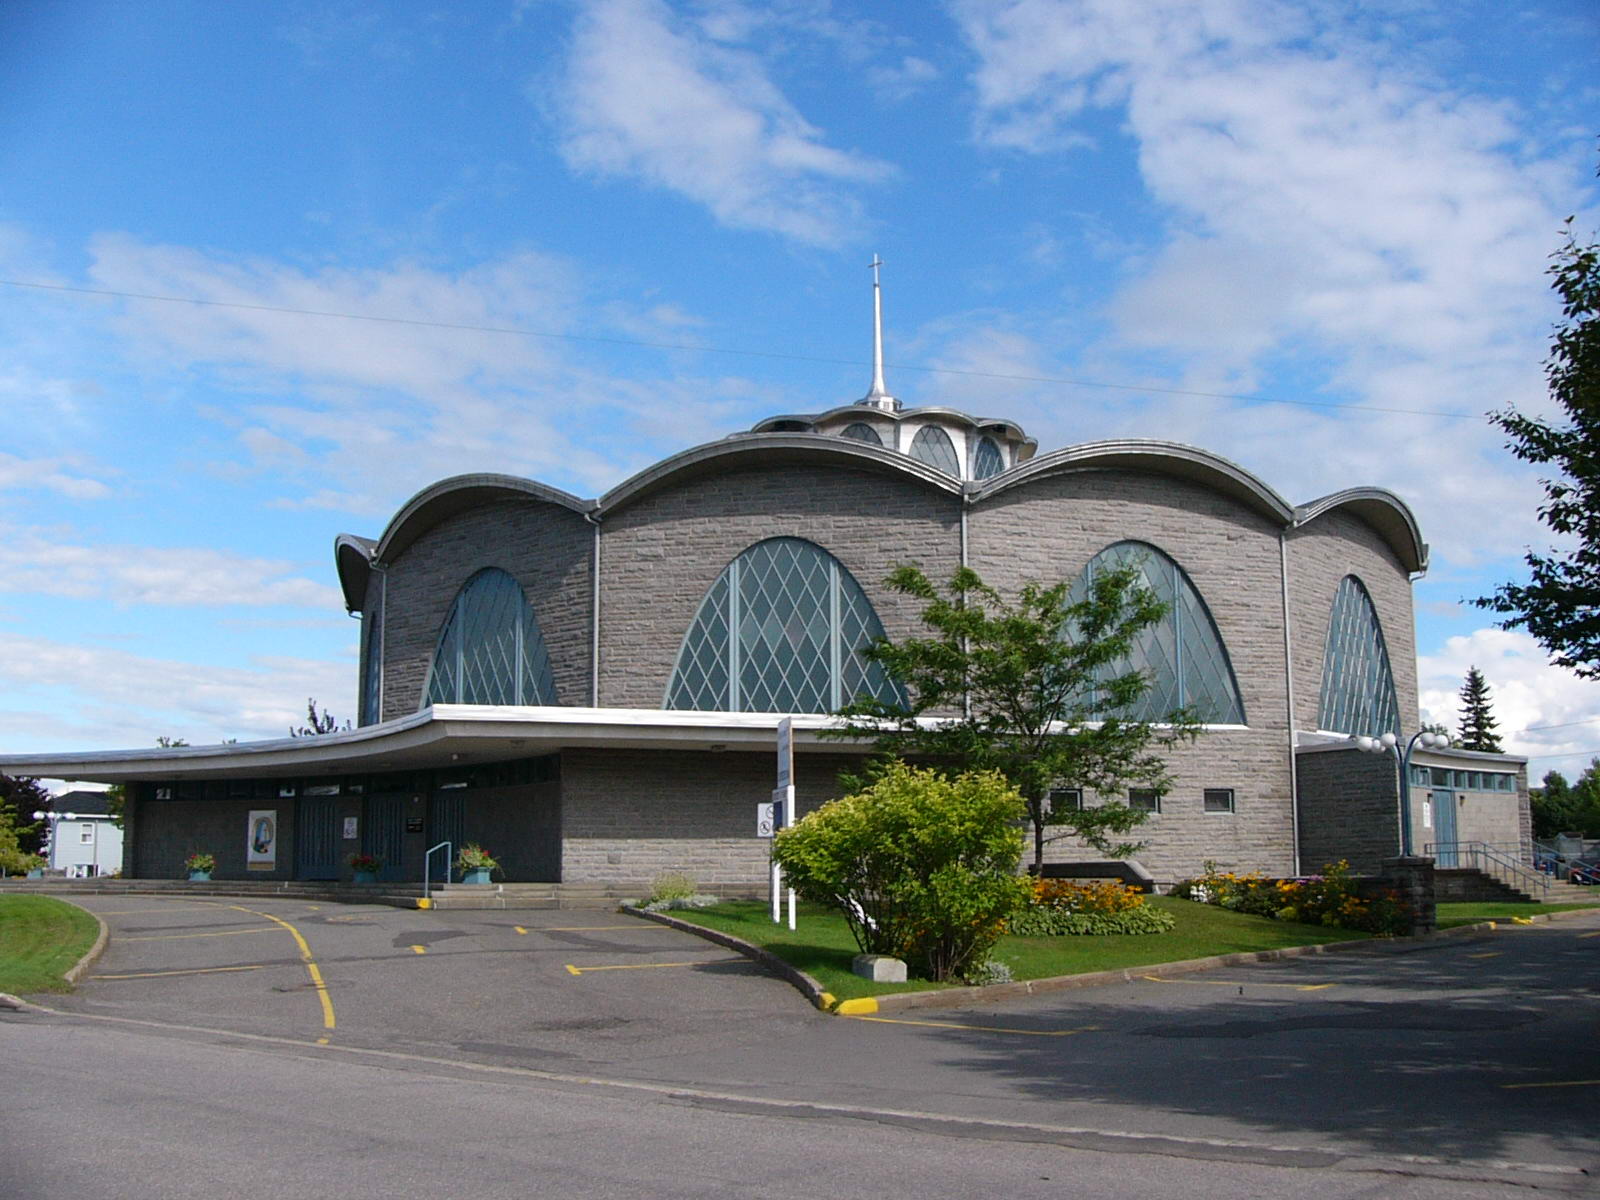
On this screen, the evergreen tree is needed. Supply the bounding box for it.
[0,774,52,856]
[1455,666,1504,753]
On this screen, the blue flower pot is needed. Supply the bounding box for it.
[188,870,211,882]
[352,870,378,885]
[461,867,491,885]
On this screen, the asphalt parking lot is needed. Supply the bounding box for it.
[37,895,1600,1182]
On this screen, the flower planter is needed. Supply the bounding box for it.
[352,870,378,885]
[188,870,212,882]
[26,868,43,879]
[461,867,492,885]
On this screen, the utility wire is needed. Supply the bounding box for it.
[1,276,1483,422]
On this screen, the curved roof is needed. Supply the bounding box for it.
[975,439,1297,525]
[599,432,964,514]
[752,404,1036,451]
[334,474,593,613]
[334,534,376,613]
[1294,488,1429,574]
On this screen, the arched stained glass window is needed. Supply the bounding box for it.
[909,425,961,475]
[666,537,905,713]
[972,436,1004,480]
[1070,542,1245,724]
[1317,575,1399,738]
[840,422,883,445]
[422,568,559,708]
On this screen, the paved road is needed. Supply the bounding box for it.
[13,894,1600,1193]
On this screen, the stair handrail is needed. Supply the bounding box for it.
[424,841,453,904]
[1426,840,1552,901]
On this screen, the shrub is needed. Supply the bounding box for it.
[771,761,1031,982]
[1174,859,1409,935]
[649,872,698,904]
[1010,905,1176,936]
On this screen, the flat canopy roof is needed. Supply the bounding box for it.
[0,707,868,784]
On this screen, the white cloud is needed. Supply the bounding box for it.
[0,526,342,609]
[549,0,893,244]
[0,632,352,750]
[0,451,111,500]
[945,1,1588,563]
[1418,627,1600,774]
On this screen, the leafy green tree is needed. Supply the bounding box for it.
[1476,214,1600,677]
[0,809,45,876]
[1455,666,1504,753]
[831,564,1201,874]
[1532,762,1600,839]
[0,774,52,856]
[771,763,1030,982]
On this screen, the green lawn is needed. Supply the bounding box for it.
[0,895,100,994]
[1434,900,1600,930]
[656,897,1371,1002]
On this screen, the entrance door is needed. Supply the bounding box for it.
[429,791,465,877]
[1431,789,1458,865]
[295,797,341,880]
[364,795,407,883]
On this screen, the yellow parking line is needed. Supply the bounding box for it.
[1467,952,1501,959]
[564,959,740,975]
[411,945,427,955]
[1502,1079,1598,1090]
[1140,975,1332,991]
[846,1015,1100,1037]
[123,927,279,942]
[1578,931,1600,939]
[95,965,267,980]
[228,904,335,1031]
[545,925,679,932]
[514,926,527,935]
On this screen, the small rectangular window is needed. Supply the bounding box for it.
[1128,788,1160,813]
[79,824,94,844]
[1203,788,1235,813]
[1047,788,1083,813]
[1411,765,1429,786]
[1431,767,1450,787]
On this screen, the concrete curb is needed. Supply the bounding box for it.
[60,897,109,988]
[622,904,1600,1016]
[622,905,835,1010]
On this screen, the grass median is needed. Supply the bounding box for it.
[1434,899,1599,929]
[0,895,100,994]
[656,896,1371,1002]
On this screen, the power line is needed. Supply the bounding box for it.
[1517,716,1600,734]
[1,276,1484,422]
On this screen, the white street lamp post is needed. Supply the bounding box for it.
[1351,731,1450,857]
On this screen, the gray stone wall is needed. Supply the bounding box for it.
[1296,746,1401,875]
[1285,510,1419,733]
[970,468,1297,882]
[560,747,862,886]
[379,497,593,719]
[597,463,961,708]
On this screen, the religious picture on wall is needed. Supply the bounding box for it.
[247,810,277,871]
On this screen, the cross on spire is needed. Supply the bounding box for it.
[862,253,898,411]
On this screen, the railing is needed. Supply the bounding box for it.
[423,841,453,904]
[1425,841,1552,901]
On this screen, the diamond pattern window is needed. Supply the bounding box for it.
[666,537,905,713]
[908,425,961,475]
[840,422,883,445]
[971,436,1004,480]
[422,568,558,708]
[1316,575,1398,739]
[1069,542,1245,724]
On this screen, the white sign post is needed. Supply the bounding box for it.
[772,717,796,929]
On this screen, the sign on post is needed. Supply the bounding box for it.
[756,802,775,839]
[772,717,796,929]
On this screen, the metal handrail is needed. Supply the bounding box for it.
[423,841,452,904]
[1425,840,1552,901]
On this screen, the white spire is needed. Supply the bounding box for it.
[862,254,899,411]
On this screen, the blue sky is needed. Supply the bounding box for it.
[2,0,1598,781]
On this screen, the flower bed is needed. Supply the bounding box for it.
[1008,878,1177,936]
[1171,860,1408,935]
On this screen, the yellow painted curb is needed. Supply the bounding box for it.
[1511,916,1534,925]
[415,898,432,910]
[816,992,836,1010]
[834,997,879,1016]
